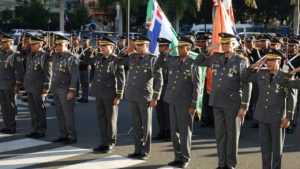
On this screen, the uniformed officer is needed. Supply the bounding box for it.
[244,36,260,127]
[242,49,296,169]
[116,35,163,160]
[194,32,211,55]
[78,35,92,103]
[0,33,24,134]
[195,32,252,169]
[156,35,201,168]
[23,35,52,139]
[84,36,125,153]
[153,37,171,141]
[50,34,79,144]
[116,35,127,55]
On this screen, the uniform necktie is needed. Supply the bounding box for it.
[224,57,228,65]
[270,73,274,83]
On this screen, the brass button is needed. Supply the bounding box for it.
[265,106,268,109]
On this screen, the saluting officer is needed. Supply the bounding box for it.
[51,34,79,144]
[23,35,52,139]
[195,32,252,169]
[117,35,163,160]
[84,36,125,153]
[156,35,201,168]
[242,49,296,169]
[153,37,171,141]
[0,33,24,134]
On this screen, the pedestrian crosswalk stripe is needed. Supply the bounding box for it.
[59,155,145,169]
[0,138,50,153]
[0,133,11,139]
[0,146,92,169]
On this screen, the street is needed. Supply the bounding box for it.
[0,95,300,169]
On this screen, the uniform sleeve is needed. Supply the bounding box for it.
[190,65,201,109]
[43,54,52,89]
[240,59,252,110]
[115,52,130,66]
[240,67,258,83]
[115,63,126,99]
[287,79,300,90]
[69,57,79,93]
[13,53,25,86]
[285,83,296,121]
[152,57,163,100]
[194,53,217,67]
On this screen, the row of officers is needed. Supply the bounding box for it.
[0,31,300,169]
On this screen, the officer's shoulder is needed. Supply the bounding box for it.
[147,53,158,58]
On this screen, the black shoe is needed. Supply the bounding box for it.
[64,138,77,144]
[34,133,45,139]
[52,136,68,143]
[0,128,9,133]
[5,128,16,134]
[168,160,182,166]
[93,145,106,152]
[178,162,189,168]
[128,153,141,158]
[139,153,149,160]
[25,132,38,138]
[102,145,114,154]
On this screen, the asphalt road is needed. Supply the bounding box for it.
[0,96,299,169]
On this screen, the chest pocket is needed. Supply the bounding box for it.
[182,69,193,80]
[227,67,239,80]
[57,60,68,73]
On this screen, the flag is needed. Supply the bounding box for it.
[146,0,207,119]
[206,0,236,93]
[146,0,178,56]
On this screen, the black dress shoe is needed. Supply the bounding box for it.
[52,136,68,142]
[34,133,45,139]
[102,145,114,154]
[5,128,16,134]
[128,153,141,158]
[64,138,77,144]
[93,145,106,152]
[25,132,38,138]
[168,160,182,166]
[177,161,189,168]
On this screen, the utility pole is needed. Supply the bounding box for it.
[59,0,64,31]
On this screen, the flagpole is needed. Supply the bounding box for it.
[127,0,130,46]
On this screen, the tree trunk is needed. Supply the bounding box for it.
[59,0,64,31]
[293,0,299,34]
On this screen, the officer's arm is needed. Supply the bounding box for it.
[190,65,201,110]
[152,57,163,100]
[69,58,80,93]
[285,85,296,121]
[194,52,216,67]
[240,59,252,110]
[115,52,130,66]
[115,64,126,99]
[13,54,25,86]
[82,52,97,65]
[43,54,52,90]
[287,79,300,89]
